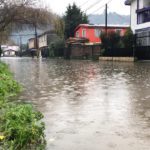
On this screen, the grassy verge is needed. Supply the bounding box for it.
[0,62,46,149]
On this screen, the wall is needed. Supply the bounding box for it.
[75,27,101,43]
[68,44,100,59]
[131,0,150,32]
[28,39,35,49]
[3,50,16,56]
[75,26,127,43]
[99,57,135,62]
[39,34,47,48]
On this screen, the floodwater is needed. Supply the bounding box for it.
[1,57,150,150]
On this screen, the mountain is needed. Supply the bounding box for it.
[88,12,130,25]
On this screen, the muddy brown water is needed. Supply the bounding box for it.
[1,57,150,150]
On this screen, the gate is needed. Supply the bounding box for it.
[135,33,150,60]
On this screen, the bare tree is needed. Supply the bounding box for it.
[0,0,34,31]
[53,15,65,38]
[0,0,53,40]
[0,0,54,57]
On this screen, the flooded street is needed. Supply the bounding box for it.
[1,57,150,150]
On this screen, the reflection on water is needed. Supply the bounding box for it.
[1,57,150,150]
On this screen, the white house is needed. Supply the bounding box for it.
[125,0,150,46]
[38,31,58,49]
[2,45,20,57]
[28,38,36,49]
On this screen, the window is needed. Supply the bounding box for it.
[76,31,79,37]
[137,9,150,24]
[95,29,101,37]
[82,29,86,37]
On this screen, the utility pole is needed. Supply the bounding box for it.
[34,24,40,58]
[105,4,108,35]
[34,25,38,56]
[19,35,22,57]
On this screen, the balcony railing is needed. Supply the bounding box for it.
[137,7,150,24]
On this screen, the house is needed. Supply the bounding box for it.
[38,31,58,48]
[65,37,100,59]
[28,31,59,57]
[28,38,37,50]
[125,0,150,46]
[38,30,59,57]
[2,45,20,57]
[74,24,128,44]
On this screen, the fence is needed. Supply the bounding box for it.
[102,48,134,57]
[135,33,150,60]
[102,33,150,60]
[64,43,100,59]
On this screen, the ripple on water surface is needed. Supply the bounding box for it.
[2,58,150,150]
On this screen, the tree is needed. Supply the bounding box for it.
[0,0,33,32]
[122,27,134,49]
[0,0,53,38]
[49,39,65,57]
[100,31,121,50]
[53,15,65,39]
[0,0,54,57]
[64,3,88,39]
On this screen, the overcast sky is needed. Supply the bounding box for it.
[41,0,130,16]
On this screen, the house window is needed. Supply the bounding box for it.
[76,31,79,37]
[82,29,86,37]
[95,29,101,37]
[137,9,150,24]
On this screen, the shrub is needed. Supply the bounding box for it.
[0,104,46,150]
[100,31,121,50]
[49,39,65,57]
[122,27,134,49]
[0,62,46,150]
[0,62,20,101]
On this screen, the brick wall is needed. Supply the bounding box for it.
[65,43,100,59]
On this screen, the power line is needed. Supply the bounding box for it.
[84,0,104,12]
[87,4,105,16]
[87,0,113,15]
[79,0,89,8]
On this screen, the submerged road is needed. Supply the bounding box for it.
[2,57,150,150]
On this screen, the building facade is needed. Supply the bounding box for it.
[38,31,58,49]
[125,0,150,46]
[74,24,128,44]
[28,38,36,49]
[38,31,59,57]
[2,45,20,57]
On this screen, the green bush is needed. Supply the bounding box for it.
[0,62,20,101]
[122,27,134,49]
[0,62,46,150]
[49,39,65,57]
[0,104,46,150]
[100,31,121,50]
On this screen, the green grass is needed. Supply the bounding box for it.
[0,62,20,102]
[0,61,46,149]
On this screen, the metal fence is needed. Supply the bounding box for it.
[102,48,134,57]
[135,34,150,60]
